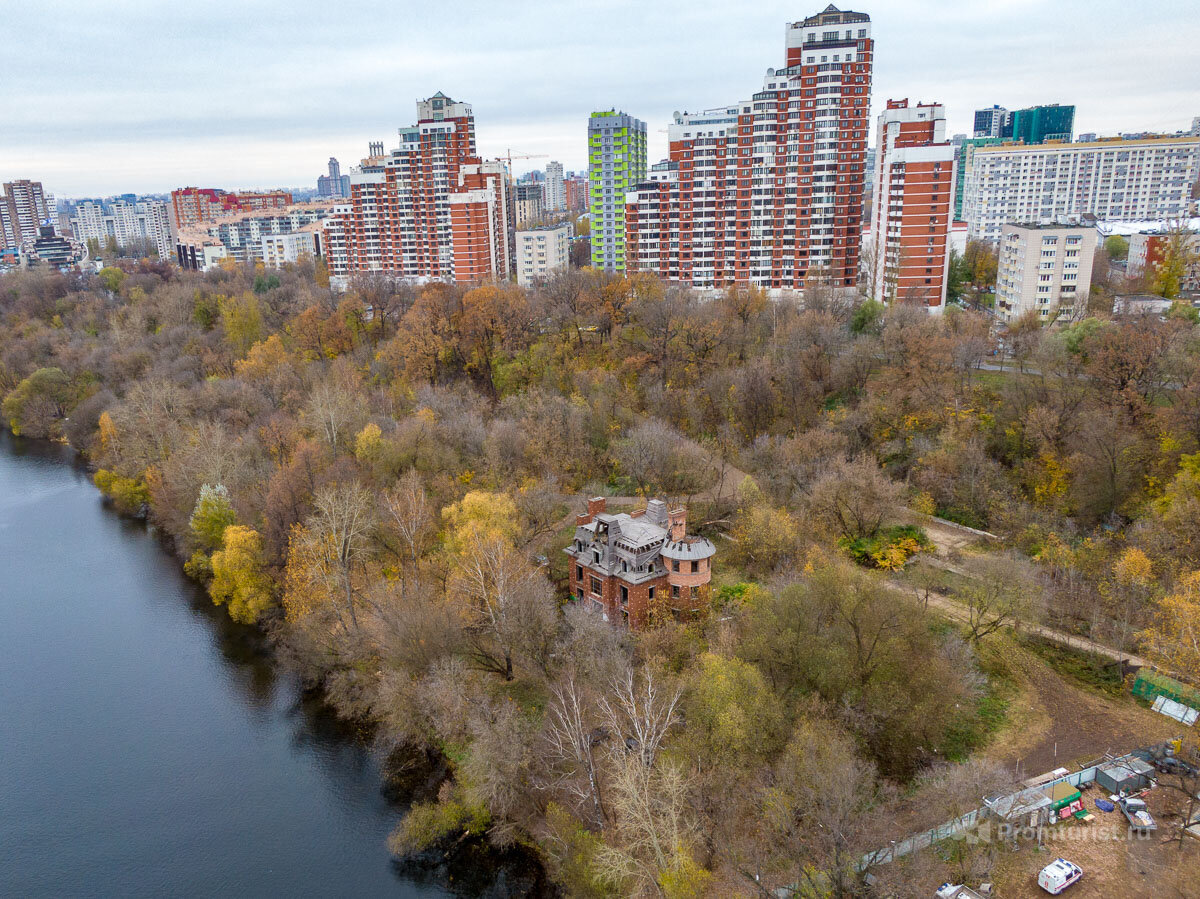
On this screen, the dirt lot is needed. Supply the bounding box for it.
[990,787,1200,897]
[982,641,1181,776]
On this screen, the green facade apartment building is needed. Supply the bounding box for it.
[588,110,646,271]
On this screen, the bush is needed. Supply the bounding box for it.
[840,524,932,570]
[93,469,150,516]
[387,794,491,856]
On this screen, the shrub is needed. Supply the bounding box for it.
[93,469,150,516]
[840,524,932,571]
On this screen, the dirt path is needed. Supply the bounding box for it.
[978,640,1178,776]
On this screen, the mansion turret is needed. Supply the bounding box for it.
[564,497,715,628]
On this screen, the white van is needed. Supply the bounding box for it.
[1038,858,1082,894]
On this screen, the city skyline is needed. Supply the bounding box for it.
[3,0,1198,197]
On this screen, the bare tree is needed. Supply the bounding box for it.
[545,675,610,828]
[599,666,682,769]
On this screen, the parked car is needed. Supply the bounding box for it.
[1118,797,1157,832]
[1154,756,1198,777]
[1038,858,1083,895]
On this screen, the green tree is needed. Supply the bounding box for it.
[1,367,75,438]
[98,266,126,293]
[189,483,237,551]
[1104,234,1129,262]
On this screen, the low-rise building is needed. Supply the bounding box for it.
[995,223,1097,322]
[564,497,715,629]
[261,228,322,268]
[515,223,570,286]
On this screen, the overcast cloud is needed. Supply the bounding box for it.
[3,0,1198,197]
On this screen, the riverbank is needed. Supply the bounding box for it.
[0,429,549,897]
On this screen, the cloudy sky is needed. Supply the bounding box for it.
[3,0,1198,198]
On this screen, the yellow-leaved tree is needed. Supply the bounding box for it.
[1139,571,1200,684]
[442,490,552,680]
[209,526,274,624]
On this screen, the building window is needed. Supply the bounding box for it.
[671,584,681,599]
[672,559,680,572]
[620,585,628,605]
[648,586,655,601]
[590,576,602,596]
[576,564,583,580]
[691,560,699,573]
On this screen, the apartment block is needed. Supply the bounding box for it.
[169,187,293,230]
[565,497,715,629]
[963,136,1200,243]
[995,223,1096,322]
[175,203,331,268]
[868,99,955,311]
[515,181,545,226]
[564,175,589,214]
[953,137,1003,221]
[1,180,51,249]
[544,161,565,212]
[588,110,647,271]
[261,229,322,269]
[1127,227,1200,293]
[70,198,174,258]
[321,93,512,284]
[515,223,570,287]
[449,162,513,284]
[625,6,874,292]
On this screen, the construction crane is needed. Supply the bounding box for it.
[499,148,548,172]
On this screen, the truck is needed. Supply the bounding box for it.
[1118,797,1157,832]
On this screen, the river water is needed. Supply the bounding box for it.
[0,432,456,897]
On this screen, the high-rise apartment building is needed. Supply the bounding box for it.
[625,6,874,292]
[973,106,1008,139]
[564,176,590,213]
[867,99,955,311]
[995,223,1097,322]
[321,93,512,284]
[170,187,293,229]
[588,110,646,271]
[952,138,1003,221]
[963,135,1200,242]
[515,181,545,226]
[1,180,51,249]
[544,161,565,212]
[175,202,332,268]
[70,198,174,258]
[317,158,351,198]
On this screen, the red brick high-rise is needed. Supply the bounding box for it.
[626,5,873,294]
[322,93,513,284]
[867,99,955,311]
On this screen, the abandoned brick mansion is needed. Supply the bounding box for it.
[564,497,716,628]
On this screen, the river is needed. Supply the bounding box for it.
[0,432,497,897]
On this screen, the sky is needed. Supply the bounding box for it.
[3,0,1198,199]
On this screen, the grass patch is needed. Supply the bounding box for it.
[1020,635,1125,696]
[942,637,1019,761]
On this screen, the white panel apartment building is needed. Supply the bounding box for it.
[70,198,174,258]
[995,223,1097,323]
[515,223,570,287]
[963,136,1200,243]
[544,161,565,212]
